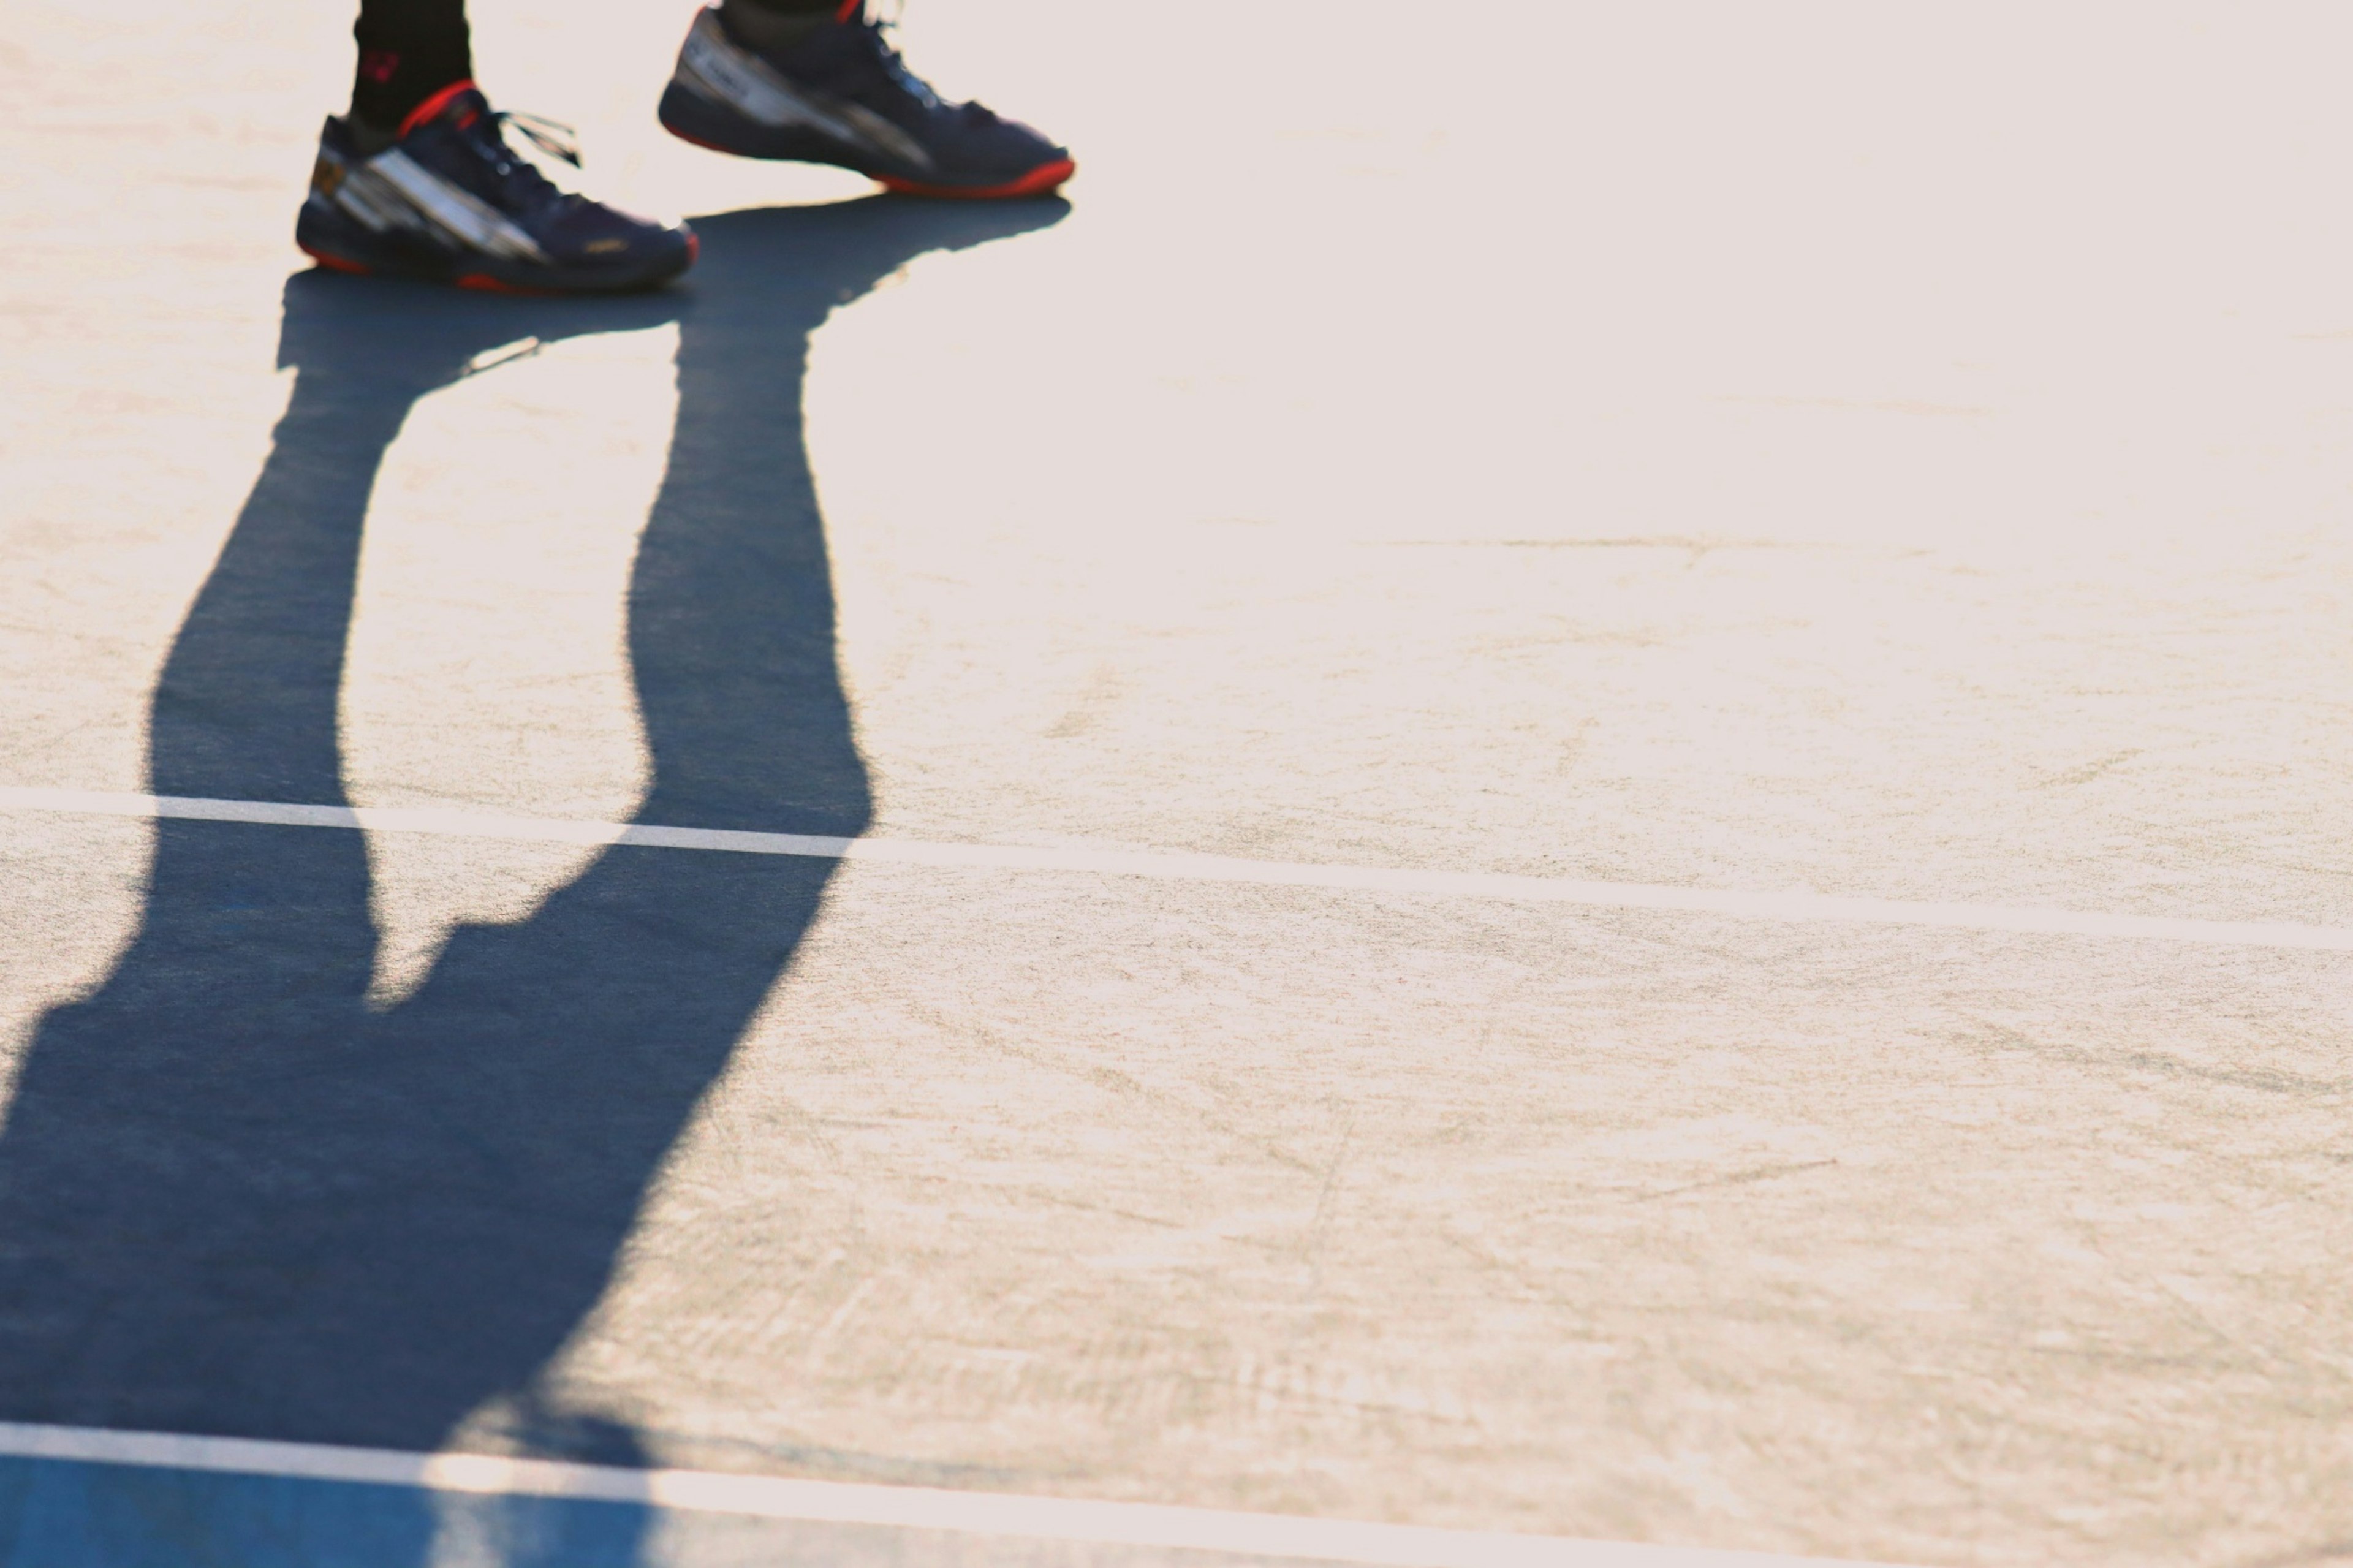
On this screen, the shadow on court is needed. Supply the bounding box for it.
[0,194,1063,1566]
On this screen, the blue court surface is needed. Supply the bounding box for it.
[0,1422,1854,1567]
[4,2,2353,1565]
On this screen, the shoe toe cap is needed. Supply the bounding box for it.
[546,203,697,276]
[939,111,1067,181]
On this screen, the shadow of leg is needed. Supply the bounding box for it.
[0,194,1065,1566]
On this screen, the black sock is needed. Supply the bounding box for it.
[719,0,851,54]
[349,0,473,139]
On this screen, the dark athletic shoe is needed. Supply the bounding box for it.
[658,6,1074,198]
[297,81,697,292]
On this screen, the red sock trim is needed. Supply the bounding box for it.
[398,78,479,138]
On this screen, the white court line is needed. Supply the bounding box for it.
[2,784,2349,953]
[0,1420,1900,1568]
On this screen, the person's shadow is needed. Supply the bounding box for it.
[0,195,1063,1566]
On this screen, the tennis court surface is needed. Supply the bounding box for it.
[4,2,2352,1564]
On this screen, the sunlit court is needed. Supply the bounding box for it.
[2,2,2351,1564]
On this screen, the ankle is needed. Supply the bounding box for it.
[718,0,838,53]
[346,113,400,154]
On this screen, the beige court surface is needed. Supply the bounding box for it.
[5,2,2353,1565]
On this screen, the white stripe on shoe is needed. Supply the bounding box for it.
[365,148,551,262]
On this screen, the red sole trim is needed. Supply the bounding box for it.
[298,243,372,276]
[662,123,738,156]
[301,241,687,294]
[455,272,553,295]
[877,157,1075,200]
[661,115,1072,200]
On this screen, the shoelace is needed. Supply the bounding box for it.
[860,20,939,112]
[495,110,583,169]
[455,109,583,213]
[855,12,1003,123]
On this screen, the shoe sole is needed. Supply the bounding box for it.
[874,159,1075,199]
[657,83,1072,199]
[295,213,699,295]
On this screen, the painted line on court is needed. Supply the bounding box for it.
[0,1421,1900,1568]
[2,784,2348,953]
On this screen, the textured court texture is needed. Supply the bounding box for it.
[4,3,2353,1566]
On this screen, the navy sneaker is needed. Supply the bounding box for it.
[297,81,697,292]
[658,6,1074,198]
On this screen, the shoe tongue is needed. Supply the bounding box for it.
[398,79,491,139]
